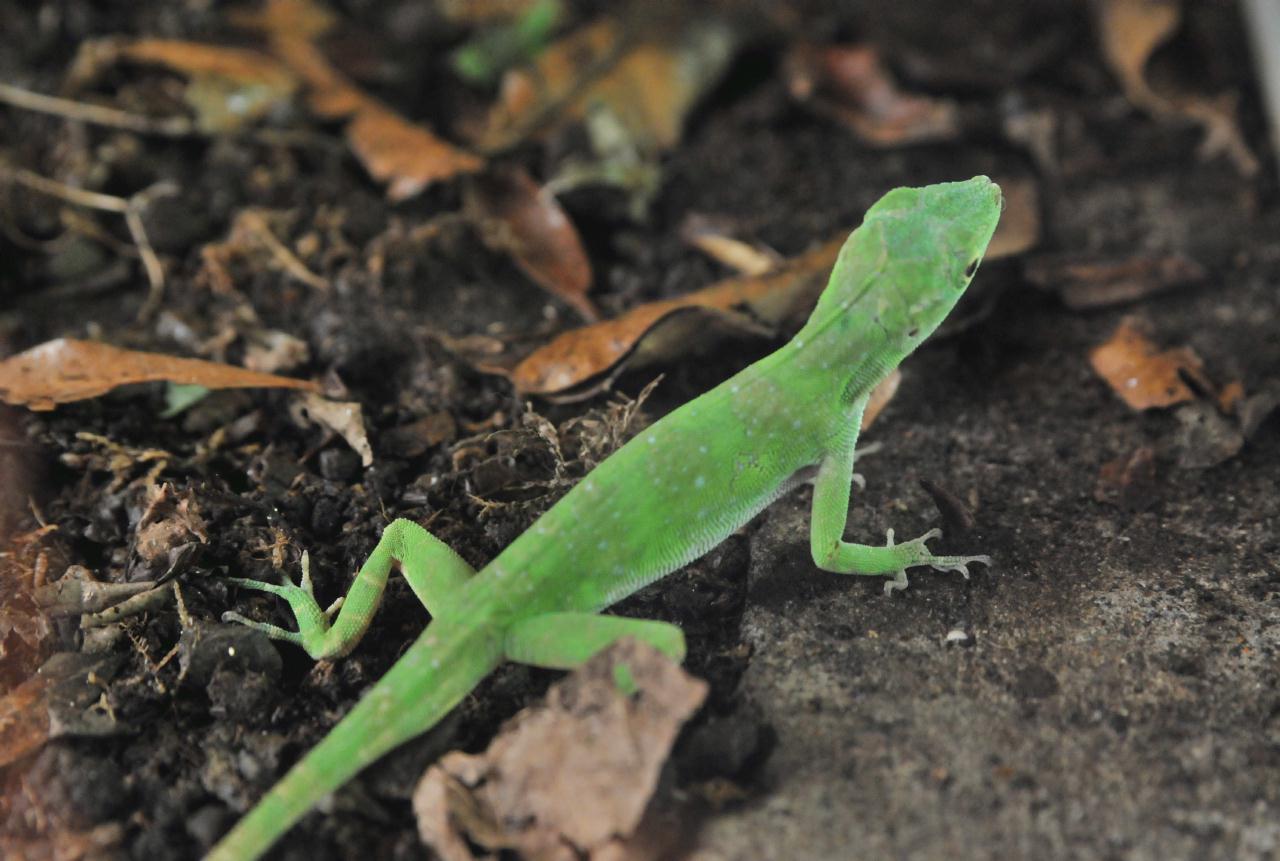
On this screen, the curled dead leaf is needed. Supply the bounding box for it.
[0,339,319,411]
[785,43,959,146]
[291,392,373,466]
[1088,318,1208,410]
[465,165,598,320]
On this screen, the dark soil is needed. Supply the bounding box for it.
[2,2,1278,860]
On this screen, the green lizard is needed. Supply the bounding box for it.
[208,176,1002,860]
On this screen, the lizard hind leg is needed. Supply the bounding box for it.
[222,518,477,661]
[504,612,687,669]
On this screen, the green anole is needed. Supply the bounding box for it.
[208,176,1002,860]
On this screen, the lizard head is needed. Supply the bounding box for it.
[799,176,1003,399]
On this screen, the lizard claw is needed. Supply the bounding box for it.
[223,552,332,653]
[927,554,991,579]
[881,528,988,595]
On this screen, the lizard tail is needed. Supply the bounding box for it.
[205,617,504,861]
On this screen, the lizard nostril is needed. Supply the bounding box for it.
[964,259,979,278]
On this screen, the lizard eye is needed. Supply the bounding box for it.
[964,259,979,278]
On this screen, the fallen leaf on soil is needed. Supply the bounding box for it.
[1094,0,1258,175]
[236,0,484,198]
[510,234,845,395]
[290,391,373,466]
[0,338,319,410]
[133,484,209,579]
[1026,253,1205,310]
[1088,318,1209,410]
[69,37,298,133]
[464,165,598,320]
[413,639,707,861]
[784,43,959,146]
[475,16,736,155]
[344,103,486,202]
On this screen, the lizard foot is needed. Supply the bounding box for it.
[882,528,991,595]
[222,552,340,654]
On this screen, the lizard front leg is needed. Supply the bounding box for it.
[223,518,475,659]
[808,420,989,595]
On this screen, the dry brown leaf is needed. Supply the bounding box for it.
[465,165,598,320]
[1094,0,1258,175]
[476,17,735,155]
[413,639,707,861]
[0,338,319,411]
[1088,318,1207,410]
[70,37,298,133]
[510,234,845,395]
[291,392,373,466]
[1026,253,1204,310]
[345,103,485,202]
[110,38,297,91]
[234,0,484,197]
[266,33,365,117]
[785,43,959,146]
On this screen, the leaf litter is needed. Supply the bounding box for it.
[0,339,319,411]
[413,639,706,861]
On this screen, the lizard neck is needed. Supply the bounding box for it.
[788,310,901,408]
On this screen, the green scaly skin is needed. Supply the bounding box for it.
[208,176,1003,860]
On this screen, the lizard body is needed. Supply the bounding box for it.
[209,176,1002,859]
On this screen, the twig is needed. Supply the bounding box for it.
[239,210,329,291]
[1,164,179,320]
[0,80,194,137]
